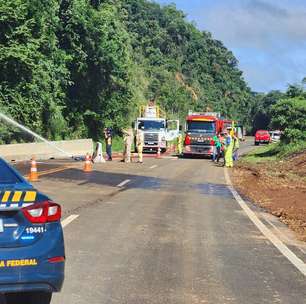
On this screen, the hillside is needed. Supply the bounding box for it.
[0,0,253,143]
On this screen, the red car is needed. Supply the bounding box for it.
[255,130,271,145]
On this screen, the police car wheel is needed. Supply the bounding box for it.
[6,291,52,304]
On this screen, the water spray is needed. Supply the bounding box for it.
[0,113,73,158]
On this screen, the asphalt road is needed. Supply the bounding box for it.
[21,141,306,304]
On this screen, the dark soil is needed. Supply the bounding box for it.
[231,152,306,241]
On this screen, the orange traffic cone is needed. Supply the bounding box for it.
[29,157,38,182]
[83,153,93,172]
[156,146,161,159]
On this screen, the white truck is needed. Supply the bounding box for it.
[135,105,179,153]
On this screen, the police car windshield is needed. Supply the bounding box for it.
[139,120,165,130]
[0,159,23,184]
[187,121,216,133]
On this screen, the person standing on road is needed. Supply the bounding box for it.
[224,130,234,168]
[122,127,133,163]
[177,130,183,155]
[214,134,222,163]
[212,134,220,162]
[104,128,113,161]
[219,133,225,166]
[233,133,240,161]
[136,123,144,163]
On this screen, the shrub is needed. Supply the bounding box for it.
[271,97,306,143]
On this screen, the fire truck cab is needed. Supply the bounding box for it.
[183,112,223,157]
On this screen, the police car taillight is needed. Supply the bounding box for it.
[22,201,61,224]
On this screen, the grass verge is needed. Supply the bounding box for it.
[241,140,306,164]
[98,136,135,153]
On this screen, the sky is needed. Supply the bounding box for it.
[156,0,306,92]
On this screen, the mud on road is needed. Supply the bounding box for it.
[231,151,306,241]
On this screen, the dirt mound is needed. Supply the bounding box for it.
[231,152,306,241]
[282,150,306,177]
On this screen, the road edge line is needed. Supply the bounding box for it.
[62,214,79,228]
[224,168,306,277]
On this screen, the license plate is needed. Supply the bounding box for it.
[0,219,3,233]
[197,139,204,143]
[148,142,155,145]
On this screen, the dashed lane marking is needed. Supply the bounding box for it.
[224,168,306,277]
[117,179,131,188]
[149,165,158,169]
[62,215,79,228]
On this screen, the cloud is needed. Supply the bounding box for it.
[200,0,306,49]
[191,0,306,91]
[248,0,288,17]
[157,0,306,91]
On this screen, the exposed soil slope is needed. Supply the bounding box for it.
[231,151,306,241]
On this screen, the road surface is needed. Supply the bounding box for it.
[20,142,306,304]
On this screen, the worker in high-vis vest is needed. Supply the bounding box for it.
[136,123,145,163]
[224,129,234,168]
[177,132,183,155]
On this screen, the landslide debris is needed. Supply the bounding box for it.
[231,151,306,241]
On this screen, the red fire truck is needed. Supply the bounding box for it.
[183,112,232,157]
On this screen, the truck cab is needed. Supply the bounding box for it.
[135,105,179,153]
[183,112,223,157]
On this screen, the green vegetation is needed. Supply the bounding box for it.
[251,82,306,139]
[271,97,306,143]
[1,0,304,149]
[241,144,279,164]
[101,136,130,153]
[0,0,253,143]
[242,141,306,164]
[250,81,306,160]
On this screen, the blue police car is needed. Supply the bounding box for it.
[0,158,65,304]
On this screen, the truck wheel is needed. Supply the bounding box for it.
[6,292,52,304]
[255,142,259,146]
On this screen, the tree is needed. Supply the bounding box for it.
[0,0,69,140]
[0,0,255,143]
[271,97,306,143]
[58,0,137,139]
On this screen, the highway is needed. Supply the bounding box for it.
[19,141,306,304]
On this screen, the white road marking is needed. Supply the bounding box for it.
[150,165,158,169]
[224,168,306,277]
[264,215,306,255]
[117,179,131,187]
[61,215,79,228]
